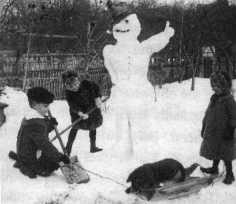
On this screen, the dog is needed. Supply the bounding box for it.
[125,158,199,200]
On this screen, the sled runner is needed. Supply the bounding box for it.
[49,111,90,184]
[134,174,223,201]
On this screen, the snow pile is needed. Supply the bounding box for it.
[1,79,236,204]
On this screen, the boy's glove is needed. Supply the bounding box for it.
[45,117,58,132]
[60,154,70,164]
[95,97,102,109]
[49,117,58,126]
[78,112,89,120]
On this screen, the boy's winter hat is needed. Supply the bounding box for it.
[27,87,54,104]
[106,0,132,26]
[61,70,78,84]
[210,71,232,90]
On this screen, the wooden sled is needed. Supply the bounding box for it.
[135,174,223,201]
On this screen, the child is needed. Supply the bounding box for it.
[200,71,236,184]
[8,87,70,178]
[62,70,103,155]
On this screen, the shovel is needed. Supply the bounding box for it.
[48,110,90,184]
[50,96,109,143]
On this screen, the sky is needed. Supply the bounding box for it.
[99,0,236,6]
[99,0,216,4]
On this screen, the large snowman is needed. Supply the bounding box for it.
[103,0,175,157]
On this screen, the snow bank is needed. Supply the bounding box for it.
[1,79,236,204]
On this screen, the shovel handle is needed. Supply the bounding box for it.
[50,96,109,143]
[48,110,68,156]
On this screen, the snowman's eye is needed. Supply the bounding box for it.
[125,19,129,23]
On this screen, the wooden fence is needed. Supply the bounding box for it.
[25,68,111,99]
[0,53,112,99]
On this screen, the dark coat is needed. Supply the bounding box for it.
[65,80,103,130]
[200,94,236,161]
[16,117,62,172]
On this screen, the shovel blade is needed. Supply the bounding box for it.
[60,155,90,184]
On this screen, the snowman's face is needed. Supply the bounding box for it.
[113,14,141,41]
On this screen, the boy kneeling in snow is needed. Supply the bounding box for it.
[9,87,70,178]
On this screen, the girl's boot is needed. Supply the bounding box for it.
[200,159,219,174]
[223,160,235,185]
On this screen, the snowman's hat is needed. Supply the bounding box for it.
[106,0,132,26]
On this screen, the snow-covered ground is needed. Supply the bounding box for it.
[1,78,236,204]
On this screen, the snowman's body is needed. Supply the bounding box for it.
[104,42,152,110]
[103,13,174,157]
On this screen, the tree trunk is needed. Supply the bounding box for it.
[22,33,32,91]
[191,62,195,91]
[154,86,157,102]
[191,49,201,91]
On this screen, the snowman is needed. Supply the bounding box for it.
[103,0,174,157]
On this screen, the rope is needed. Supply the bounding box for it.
[78,165,128,188]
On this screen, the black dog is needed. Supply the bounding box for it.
[125,158,199,200]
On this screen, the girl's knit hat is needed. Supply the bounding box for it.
[210,71,232,90]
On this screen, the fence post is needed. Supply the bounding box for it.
[22,33,32,91]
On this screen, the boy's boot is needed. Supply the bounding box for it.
[223,161,235,185]
[8,151,21,168]
[89,130,102,153]
[8,151,18,161]
[65,128,78,156]
[200,159,219,174]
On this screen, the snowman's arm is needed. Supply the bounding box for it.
[103,45,118,85]
[141,31,172,55]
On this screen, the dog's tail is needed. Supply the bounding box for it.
[8,151,18,161]
[185,163,199,177]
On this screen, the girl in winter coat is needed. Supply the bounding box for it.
[200,71,236,184]
[62,70,103,155]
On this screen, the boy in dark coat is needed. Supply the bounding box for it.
[9,87,70,178]
[62,70,103,155]
[200,71,236,184]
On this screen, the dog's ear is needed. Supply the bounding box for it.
[127,167,141,182]
[127,171,134,182]
[127,175,131,182]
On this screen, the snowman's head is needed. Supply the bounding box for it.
[112,13,141,41]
